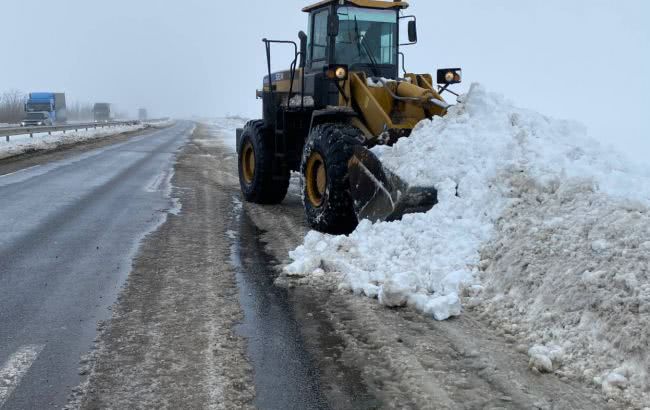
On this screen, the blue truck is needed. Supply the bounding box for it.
[23,92,67,125]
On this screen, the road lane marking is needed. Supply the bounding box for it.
[0,344,45,407]
[0,165,41,179]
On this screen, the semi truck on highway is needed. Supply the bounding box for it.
[23,92,67,124]
[93,103,111,122]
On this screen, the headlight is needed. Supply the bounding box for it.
[445,71,455,83]
[37,122,43,125]
[437,68,462,85]
[325,64,349,81]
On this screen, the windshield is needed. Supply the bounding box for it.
[26,103,52,112]
[26,112,47,119]
[335,7,397,66]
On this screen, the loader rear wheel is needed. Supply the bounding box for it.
[301,124,362,235]
[238,120,289,204]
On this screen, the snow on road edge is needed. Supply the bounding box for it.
[0,124,147,160]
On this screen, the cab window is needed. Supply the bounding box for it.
[310,9,329,64]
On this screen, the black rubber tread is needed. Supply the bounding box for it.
[301,123,363,235]
[238,120,290,204]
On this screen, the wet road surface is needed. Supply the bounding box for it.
[231,209,329,409]
[0,122,191,409]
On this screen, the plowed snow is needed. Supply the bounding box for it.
[285,84,649,405]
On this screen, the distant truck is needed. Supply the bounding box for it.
[93,103,111,123]
[24,92,67,124]
[138,108,148,121]
[20,112,54,127]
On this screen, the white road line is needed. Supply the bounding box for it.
[0,165,41,179]
[0,344,45,408]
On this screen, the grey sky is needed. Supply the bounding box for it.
[1,0,648,161]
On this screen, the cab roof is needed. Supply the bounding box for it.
[302,0,409,13]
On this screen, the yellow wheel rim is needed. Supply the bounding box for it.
[242,142,255,184]
[306,152,327,207]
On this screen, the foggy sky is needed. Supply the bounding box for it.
[2,0,648,161]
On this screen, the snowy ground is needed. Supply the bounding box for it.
[284,84,650,407]
[199,116,247,150]
[0,124,147,160]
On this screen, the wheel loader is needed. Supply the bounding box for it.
[236,0,462,235]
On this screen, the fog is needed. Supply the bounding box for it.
[1,0,648,161]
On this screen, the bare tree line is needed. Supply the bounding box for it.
[0,89,99,124]
[0,89,26,124]
[67,102,95,122]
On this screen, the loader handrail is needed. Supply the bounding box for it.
[261,39,305,110]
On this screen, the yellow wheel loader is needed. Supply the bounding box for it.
[236,0,462,234]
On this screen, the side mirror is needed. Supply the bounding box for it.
[327,13,339,37]
[298,31,307,68]
[408,20,417,43]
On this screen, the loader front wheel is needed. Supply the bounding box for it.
[301,124,362,235]
[238,120,289,204]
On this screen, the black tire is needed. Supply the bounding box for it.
[301,123,363,235]
[238,120,289,204]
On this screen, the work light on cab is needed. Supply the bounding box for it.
[325,65,349,81]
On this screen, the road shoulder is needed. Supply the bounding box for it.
[72,124,255,409]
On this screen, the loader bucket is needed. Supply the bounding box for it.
[348,146,438,223]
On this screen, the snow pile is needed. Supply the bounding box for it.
[476,176,650,405]
[0,124,145,160]
[285,83,650,404]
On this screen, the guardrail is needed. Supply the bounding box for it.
[0,120,142,142]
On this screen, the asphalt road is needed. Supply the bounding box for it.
[0,122,191,409]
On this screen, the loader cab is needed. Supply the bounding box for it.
[304,1,408,79]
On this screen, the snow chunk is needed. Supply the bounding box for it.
[424,293,462,321]
[378,278,414,307]
[527,345,564,373]
[604,372,629,390]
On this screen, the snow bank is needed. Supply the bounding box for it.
[477,177,650,405]
[207,116,247,147]
[0,124,145,160]
[285,83,650,404]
